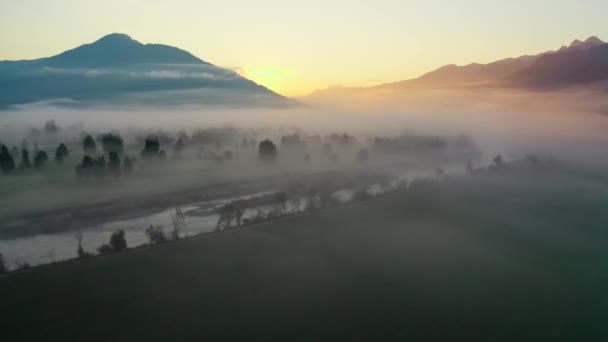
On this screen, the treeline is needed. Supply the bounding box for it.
[0,143,71,174]
[2,125,483,181]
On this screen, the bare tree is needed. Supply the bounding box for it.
[217,203,243,230]
[75,231,86,258]
[170,208,187,240]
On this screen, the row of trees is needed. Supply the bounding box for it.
[76,153,134,178]
[83,133,125,155]
[96,230,128,255]
[0,143,70,174]
[146,208,186,244]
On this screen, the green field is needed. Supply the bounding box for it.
[2,162,608,340]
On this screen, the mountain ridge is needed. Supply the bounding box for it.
[0,33,295,109]
[306,36,607,98]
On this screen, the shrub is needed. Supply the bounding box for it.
[97,244,113,255]
[258,139,278,161]
[83,135,96,154]
[33,150,49,168]
[55,143,69,163]
[44,120,59,134]
[100,133,124,155]
[110,230,128,252]
[141,135,161,159]
[0,145,15,174]
[145,225,168,244]
[76,156,95,178]
[20,149,31,168]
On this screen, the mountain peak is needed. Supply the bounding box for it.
[40,33,205,68]
[93,33,141,46]
[569,36,604,49]
[569,39,583,48]
[584,36,604,45]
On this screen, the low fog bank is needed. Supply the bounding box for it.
[2,91,608,229]
[2,95,608,267]
[3,88,608,163]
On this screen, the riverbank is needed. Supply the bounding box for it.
[2,160,608,340]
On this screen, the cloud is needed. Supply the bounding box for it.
[143,70,234,80]
[36,66,238,81]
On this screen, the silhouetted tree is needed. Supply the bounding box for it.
[493,155,503,168]
[55,143,69,163]
[76,232,84,258]
[109,230,127,252]
[466,159,474,173]
[97,244,113,255]
[280,133,306,150]
[108,151,121,177]
[356,148,370,162]
[44,120,59,134]
[122,156,134,174]
[327,132,357,146]
[276,192,288,214]
[93,156,107,178]
[100,133,124,155]
[14,260,32,271]
[0,252,7,274]
[145,225,168,244]
[75,231,92,259]
[141,135,161,159]
[33,150,49,168]
[83,135,96,154]
[10,146,19,160]
[217,203,243,230]
[20,149,31,168]
[76,156,95,178]
[177,129,190,143]
[258,139,278,161]
[0,145,16,174]
[170,208,186,239]
[173,138,185,158]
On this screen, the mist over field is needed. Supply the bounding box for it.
[4,2,608,340]
[5,85,608,161]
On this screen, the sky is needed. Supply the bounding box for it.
[1,0,607,97]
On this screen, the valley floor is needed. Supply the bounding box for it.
[2,161,608,341]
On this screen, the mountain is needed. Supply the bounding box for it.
[382,55,538,89]
[41,33,205,68]
[507,39,608,89]
[305,36,607,100]
[384,36,606,89]
[0,33,295,109]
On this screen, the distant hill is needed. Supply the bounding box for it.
[306,36,607,100]
[0,33,296,109]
